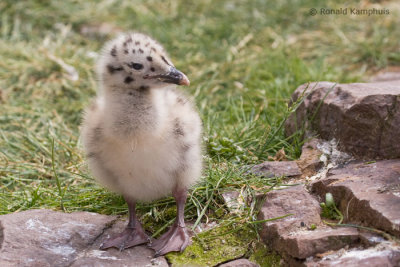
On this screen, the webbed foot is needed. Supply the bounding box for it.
[101,226,149,251]
[149,223,190,256]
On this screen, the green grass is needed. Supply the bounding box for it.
[1,0,399,264]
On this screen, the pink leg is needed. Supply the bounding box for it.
[149,187,190,256]
[101,199,149,250]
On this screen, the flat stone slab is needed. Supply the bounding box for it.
[280,227,360,259]
[305,243,400,266]
[311,159,400,237]
[251,161,302,178]
[256,183,400,264]
[285,80,400,159]
[257,185,322,247]
[0,209,168,267]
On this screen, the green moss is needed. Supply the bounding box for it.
[166,223,256,266]
[249,243,281,267]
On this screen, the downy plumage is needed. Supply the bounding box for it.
[81,32,202,256]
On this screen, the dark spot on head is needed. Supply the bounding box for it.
[126,62,143,70]
[135,41,140,45]
[139,85,149,91]
[161,56,170,66]
[107,65,123,74]
[123,41,127,47]
[132,49,136,53]
[145,42,150,47]
[151,47,157,52]
[110,46,117,57]
[139,48,144,54]
[260,166,269,171]
[124,49,129,54]
[124,76,134,84]
[128,91,134,96]
[173,118,184,137]
[150,67,155,72]
[146,56,153,62]
[126,37,132,43]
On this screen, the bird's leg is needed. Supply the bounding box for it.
[101,198,149,250]
[149,187,190,256]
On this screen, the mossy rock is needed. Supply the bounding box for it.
[249,243,281,267]
[166,223,281,267]
[166,224,255,266]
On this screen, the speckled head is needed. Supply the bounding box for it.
[98,32,189,91]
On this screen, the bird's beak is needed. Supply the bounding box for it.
[143,67,190,86]
[166,67,190,86]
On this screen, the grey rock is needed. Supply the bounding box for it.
[311,159,400,237]
[72,220,168,267]
[0,209,168,267]
[285,81,400,159]
[219,258,260,267]
[251,161,302,178]
[221,191,246,214]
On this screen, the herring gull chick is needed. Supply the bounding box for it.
[81,32,202,256]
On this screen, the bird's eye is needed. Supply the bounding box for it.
[127,62,144,70]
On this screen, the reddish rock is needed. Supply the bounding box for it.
[219,258,260,267]
[296,138,324,177]
[279,227,360,259]
[0,209,168,267]
[311,159,400,237]
[305,245,400,266]
[251,161,302,178]
[257,185,322,247]
[285,81,400,159]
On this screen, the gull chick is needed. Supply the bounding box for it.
[81,32,202,256]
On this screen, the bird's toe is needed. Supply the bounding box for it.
[100,227,149,250]
[150,225,190,256]
[120,229,149,249]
